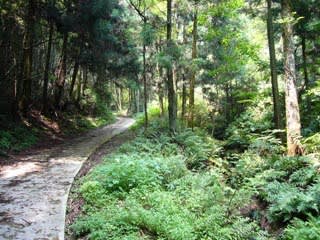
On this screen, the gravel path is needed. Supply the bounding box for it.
[0,117,135,240]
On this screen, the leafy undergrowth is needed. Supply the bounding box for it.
[69,112,320,240]
[0,123,38,154]
[222,97,320,239]
[69,119,269,240]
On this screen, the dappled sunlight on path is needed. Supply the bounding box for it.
[0,117,135,240]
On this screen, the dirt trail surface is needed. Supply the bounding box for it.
[0,117,135,240]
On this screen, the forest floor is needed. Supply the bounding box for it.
[0,117,134,240]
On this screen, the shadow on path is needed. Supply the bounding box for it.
[0,117,135,240]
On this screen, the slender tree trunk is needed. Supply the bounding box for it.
[128,89,132,113]
[267,0,281,130]
[137,88,140,113]
[76,69,82,105]
[301,35,310,111]
[132,89,136,113]
[225,83,231,122]
[181,21,188,122]
[69,60,80,99]
[167,0,177,132]
[116,87,122,111]
[158,81,164,116]
[95,65,106,99]
[42,20,54,113]
[181,73,187,120]
[119,88,122,111]
[16,44,24,115]
[19,0,36,115]
[158,65,164,116]
[281,0,302,156]
[188,9,198,129]
[143,18,148,129]
[82,66,88,96]
[156,39,164,116]
[55,32,68,108]
[120,88,123,111]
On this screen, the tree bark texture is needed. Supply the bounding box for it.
[55,32,68,108]
[267,0,282,130]
[69,60,80,99]
[42,20,54,113]
[143,21,148,129]
[301,35,310,111]
[188,9,198,129]
[281,0,303,156]
[19,0,36,114]
[167,0,177,132]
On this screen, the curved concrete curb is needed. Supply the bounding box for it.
[0,117,135,240]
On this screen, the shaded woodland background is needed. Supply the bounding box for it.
[0,0,319,153]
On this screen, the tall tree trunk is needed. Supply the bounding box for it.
[281,0,302,156]
[166,0,177,132]
[181,73,187,120]
[42,20,54,113]
[119,88,122,111]
[188,9,198,129]
[76,69,82,106]
[137,88,140,113]
[19,0,36,115]
[158,82,164,116]
[95,65,106,99]
[55,32,68,108]
[181,21,188,122]
[267,0,281,130]
[82,66,88,96]
[158,66,164,116]
[143,18,148,129]
[156,39,164,116]
[69,60,80,99]
[225,83,231,123]
[301,35,310,111]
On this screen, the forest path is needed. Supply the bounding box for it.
[0,117,135,240]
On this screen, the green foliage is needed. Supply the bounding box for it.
[303,133,320,154]
[88,154,187,195]
[265,180,320,223]
[0,125,38,152]
[175,129,222,169]
[131,106,162,130]
[141,23,156,46]
[301,83,320,136]
[248,131,284,156]
[189,99,212,130]
[240,155,320,225]
[225,97,273,151]
[156,42,182,70]
[226,135,320,234]
[283,215,320,240]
